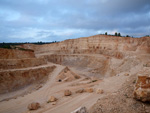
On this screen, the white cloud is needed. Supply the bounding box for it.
[0,0,150,42]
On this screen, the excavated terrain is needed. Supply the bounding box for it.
[0,35,150,113]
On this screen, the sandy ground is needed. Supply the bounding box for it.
[0,61,130,113]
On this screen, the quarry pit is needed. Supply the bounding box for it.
[0,35,150,113]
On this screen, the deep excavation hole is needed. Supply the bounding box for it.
[43,54,141,78]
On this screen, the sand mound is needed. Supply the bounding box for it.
[56,67,80,82]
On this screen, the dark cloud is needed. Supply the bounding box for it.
[0,0,150,42]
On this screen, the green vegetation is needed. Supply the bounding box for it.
[2,45,12,49]
[91,80,98,82]
[118,33,121,37]
[0,41,58,47]
[143,64,148,67]
[16,47,34,52]
[99,32,134,37]
[114,32,121,36]
[133,80,136,84]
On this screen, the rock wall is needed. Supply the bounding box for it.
[0,66,56,94]
[20,35,150,56]
[43,54,114,77]
[0,58,47,70]
[43,54,140,77]
[0,48,35,59]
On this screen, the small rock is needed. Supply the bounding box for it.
[58,79,62,82]
[124,73,129,76]
[48,96,57,103]
[85,88,94,93]
[52,102,56,105]
[38,85,42,88]
[64,90,72,96]
[28,102,40,110]
[96,89,104,94]
[75,88,84,93]
[71,106,88,113]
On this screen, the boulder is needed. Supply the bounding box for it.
[124,73,129,76]
[75,88,84,93]
[134,75,150,102]
[64,90,72,96]
[71,106,88,113]
[52,102,56,105]
[28,102,40,110]
[48,96,57,103]
[96,89,104,94]
[85,88,94,93]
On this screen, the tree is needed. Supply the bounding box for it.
[115,32,117,36]
[126,35,129,37]
[118,33,121,37]
[105,32,107,35]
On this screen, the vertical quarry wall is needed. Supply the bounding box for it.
[0,48,35,59]
[20,35,150,56]
[0,66,56,94]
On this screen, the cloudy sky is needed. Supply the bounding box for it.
[0,0,150,42]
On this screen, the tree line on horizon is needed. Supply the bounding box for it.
[0,41,59,49]
[104,32,128,37]
[104,32,149,37]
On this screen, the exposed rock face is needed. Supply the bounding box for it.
[42,52,141,78]
[19,35,150,78]
[0,58,47,70]
[0,48,35,59]
[64,90,72,96]
[0,66,56,94]
[20,35,150,56]
[71,106,88,113]
[0,47,53,95]
[44,54,114,77]
[48,96,57,102]
[134,75,150,102]
[28,102,40,110]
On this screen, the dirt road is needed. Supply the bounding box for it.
[0,62,129,113]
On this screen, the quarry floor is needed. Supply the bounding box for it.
[0,62,130,113]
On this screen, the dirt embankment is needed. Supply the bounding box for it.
[0,58,47,70]
[0,48,35,59]
[0,65,56,94]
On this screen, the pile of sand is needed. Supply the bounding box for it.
[56,67,80,82]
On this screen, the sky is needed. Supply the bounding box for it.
[0,0,150,42]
